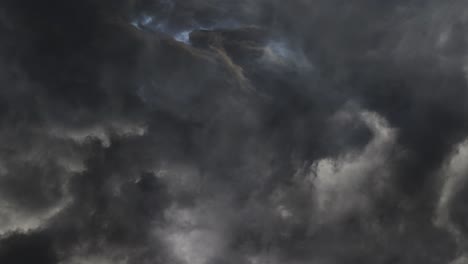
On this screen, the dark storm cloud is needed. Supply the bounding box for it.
[0,0,468,263]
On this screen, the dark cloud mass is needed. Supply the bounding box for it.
[1,0,468,263]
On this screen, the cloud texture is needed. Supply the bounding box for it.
[0,0,468,263]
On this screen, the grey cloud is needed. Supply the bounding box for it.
[0,1,467,264]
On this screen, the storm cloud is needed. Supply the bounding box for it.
[0,0,467,263]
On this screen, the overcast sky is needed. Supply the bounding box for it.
[1,1,468,263]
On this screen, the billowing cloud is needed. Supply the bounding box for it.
[0,0,467,263]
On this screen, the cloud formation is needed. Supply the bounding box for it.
[0,0,467,263]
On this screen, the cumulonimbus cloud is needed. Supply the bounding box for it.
[0,0,467,263]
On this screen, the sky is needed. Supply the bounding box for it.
[1,0,468,263]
